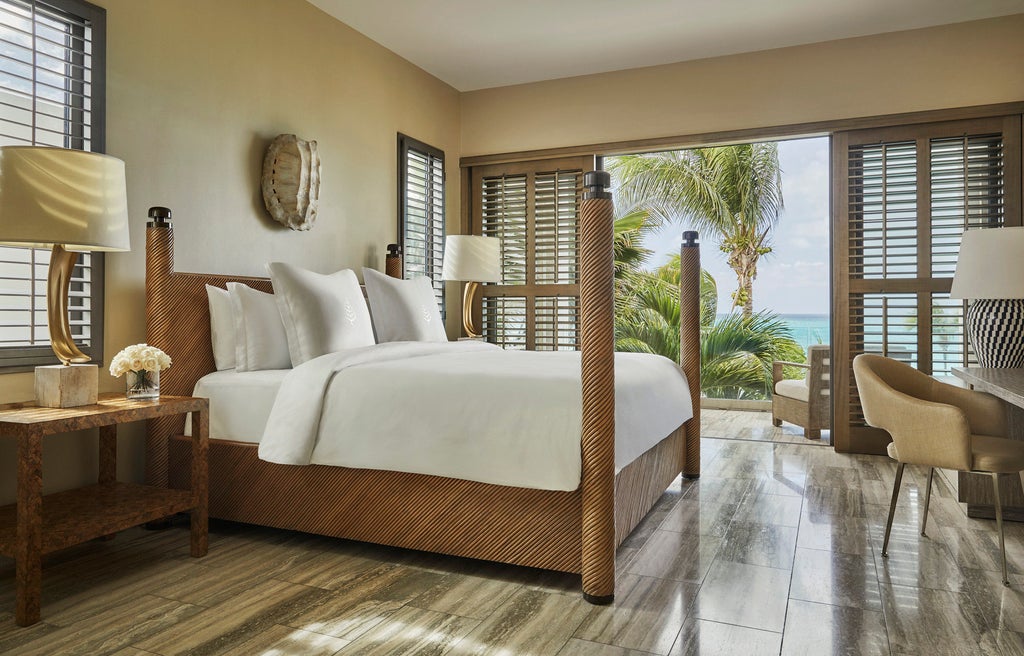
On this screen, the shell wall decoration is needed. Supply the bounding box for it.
[261,134,320,231]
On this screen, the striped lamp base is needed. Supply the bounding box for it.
[966,298,1024,368]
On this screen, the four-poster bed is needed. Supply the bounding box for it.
[143,174,701,602]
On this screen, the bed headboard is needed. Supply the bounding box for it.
[145,218,272,487]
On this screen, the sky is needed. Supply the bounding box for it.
[637,136,830,316]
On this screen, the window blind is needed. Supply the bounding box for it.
[0,0,105,368]
[833,115,1020,453]
[533,171,578,285]
[471,155,593,349]
[481,296,527,350]
[848,141,918,279]
[399,134,444,318]
[930,134,1005,276]
[481,174,528,286]
[534,295,578,351]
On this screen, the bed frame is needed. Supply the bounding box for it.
[144,180,702,603]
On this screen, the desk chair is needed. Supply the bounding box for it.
[853,353,1024,585]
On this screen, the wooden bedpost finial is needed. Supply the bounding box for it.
[583,170,612,200]
[579,168,616,605]
[385,243,403,279]
[146,207,174,282]
[147,206,172,228]
[679,231,701,480]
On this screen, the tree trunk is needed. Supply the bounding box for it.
[742,274,754,318]
[728,247,760,319]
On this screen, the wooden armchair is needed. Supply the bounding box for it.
[772,344,831,439]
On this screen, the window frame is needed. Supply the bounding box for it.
[468,155,595,349]
[397,133,445,318]
[0,0,107,372]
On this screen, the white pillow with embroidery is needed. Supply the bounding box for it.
[362,267,447,343]
[267,262,376,365]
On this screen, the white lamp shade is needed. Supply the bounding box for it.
[442,235,502,283]
[950,227,1024,300]
[0,146,130,251]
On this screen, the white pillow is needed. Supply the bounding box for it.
[267,262,376,365]
[206,285,236,371]
[227,283,292,371]
[362,267,447,343]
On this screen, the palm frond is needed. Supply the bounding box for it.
[614,256,802,399]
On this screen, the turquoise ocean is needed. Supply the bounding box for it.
[779,314,830,350]
[719,313,830,350]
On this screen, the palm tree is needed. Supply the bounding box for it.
[610,144,784,318]
[612,217,804,399]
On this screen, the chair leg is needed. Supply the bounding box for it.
[772,416,782,427]
[992,473,1009,586]
[921,467,934,537]
[804,428,821,439]
[882,462,905,558]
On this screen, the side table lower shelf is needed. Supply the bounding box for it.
[0,482,194,557]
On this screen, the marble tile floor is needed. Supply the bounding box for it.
[701,408,832,446]
[2,437,1023,655]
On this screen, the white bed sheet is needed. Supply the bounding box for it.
[185,368,288,443]
[192,343,693,491]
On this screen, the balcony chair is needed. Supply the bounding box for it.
[772,344,831,439]
[853,353,1024,585]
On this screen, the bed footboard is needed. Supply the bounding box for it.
[166,423,689,574]
[168,437,585,572]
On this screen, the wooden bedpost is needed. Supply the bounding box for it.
[579,170,616,605]
[143,209,273,491]
[680,231,701,479]
[145,207,175,488]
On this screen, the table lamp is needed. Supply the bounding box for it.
[441,235,502,338]
[0,146,130,407]
[950,226,1024,368]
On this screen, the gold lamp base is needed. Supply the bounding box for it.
[47,244,90,366]
[34,244,96,408]
[462,280,482,338]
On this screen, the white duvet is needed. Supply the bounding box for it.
[257,341,693,491]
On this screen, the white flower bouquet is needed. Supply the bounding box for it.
[110,344,171,399]
[109,343,172,377]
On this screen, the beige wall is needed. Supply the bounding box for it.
[2,8,1021,505]
[460,15,1024,156]
[0,0,460,504]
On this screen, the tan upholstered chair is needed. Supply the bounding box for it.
[772,344,831,439]
[853,353,1024,585]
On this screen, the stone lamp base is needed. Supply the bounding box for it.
[35,364,98,408]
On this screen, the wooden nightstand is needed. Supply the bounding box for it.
[0,393,208,626]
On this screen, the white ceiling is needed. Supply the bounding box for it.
[307,0,1024,91]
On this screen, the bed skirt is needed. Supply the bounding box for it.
[167,423,686,574]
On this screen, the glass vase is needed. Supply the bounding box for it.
[126,369,160,400]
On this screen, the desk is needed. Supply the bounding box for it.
[952,367,1024,521]
[0,394,208,626]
